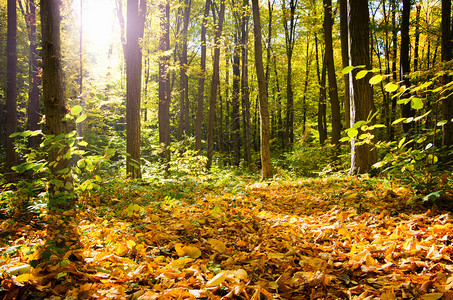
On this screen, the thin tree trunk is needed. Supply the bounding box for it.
[251,0,273,180]
[241,0,252,171]
[159,1,171,161]
[178,0,191,140]
[206,1,225,169]
[323,0,341,156]
[442,0,453,164]
[6,0,18,181]
[195,0,211,153]
[232,34,241,166]
[400,0,414,133]
[339,0,350,129]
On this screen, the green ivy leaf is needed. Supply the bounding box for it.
[384,82,398,93]
[76,114,87,123]
[356,70,369,80]
[369,74,383,85]
[342,66,355,74]
[411,98,424,110]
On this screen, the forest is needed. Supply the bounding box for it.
[1,0,453,298]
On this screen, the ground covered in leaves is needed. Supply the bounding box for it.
[1,177,453,299]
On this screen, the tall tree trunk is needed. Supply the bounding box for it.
[323,0,341,156]
[206,1,225,169]
[442,0,453,164]
[126,0,146,179]
[159,1,171,161]
[41,0,74,208]
[302,41,311,129]
[339,0,350,129]
[251,0,273,180]
[195,0,211,152]
[241,0,252,172]
[348,0,377,174]
[315,31,327,145]
[389,0,397,141]
[414,2,421,72]
[400,0,414,133]
[232,34,241,167]
[6,0,17,182]
[19,0,41,148]
[178,0,191,140]
[282,0,298,148]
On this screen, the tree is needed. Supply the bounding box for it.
[6,0,17,181]
[348,0,377,174]
[282,0,298,148]
[339,0,349,129]
[323,0,341,156]
[241,0,252,172]
[195,0,211,153]
[40,0,74,208]
[125,0,146,178]
[159,0,171,161]
[251,0,272,180]
[19,0,40,148]
[442,0,453,164]
[400,0,414,133]
[177,0,191,140]
[206,1,225,169]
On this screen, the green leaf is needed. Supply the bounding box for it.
[411,97,424,110]
[437,120,448,127]
[76,114,87,123]
[78,141,88,147]
[369,74,383,85]
[342,66,355,74]
[356,70,369,80]
[347,129,359,138]
[398,137,406,149]
[71,105,83,115]
[384,82,398,93]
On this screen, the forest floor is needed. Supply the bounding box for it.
[1,176,453,299]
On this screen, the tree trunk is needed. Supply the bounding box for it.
[19,0,41,148]
[400,0,414,134]
[442,0,453,164]
[6,0,18,181]
[195,0,211,153]
[251,0,273,180]
[323,0,341,156]
[206,1,225,169]
[159,1,171,161]
[125,0,146,179]
[414,2,421,72]
[241,0,252,171]
[41,0,74,208]
[339,0,350,129]
[315,30,327,145]
[232,33,241,166]
[282,0,298,148]
[178,0,191,140]
[348,0,377,174]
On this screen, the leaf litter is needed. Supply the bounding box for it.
[1,177,453,299]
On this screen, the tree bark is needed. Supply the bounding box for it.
[6,0,18,181]
[241,0,252,172]
[251,0,273,180]
[323,0,341,156]
[400,0,414,133]
[348,0,377,174]
[125,0,146,179]
[41,0,74,208]
[232,33,241,166]
[442,0,453,164]
[339,0,350,129]
[178,0,191,140]
[19,0,41,148]
[206,1,225,169]
[159,1,171,161]
[195,0,211,153]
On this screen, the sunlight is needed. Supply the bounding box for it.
[74,0,117,55]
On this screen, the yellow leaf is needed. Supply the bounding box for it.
[126,239,136,250]
[420,293,444,300]
[208,238,226,253]
[183,246,201,258]
[115,244,129,257]
[14,273,33,283]
[175,243,185,257]
[206,272,226,287]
